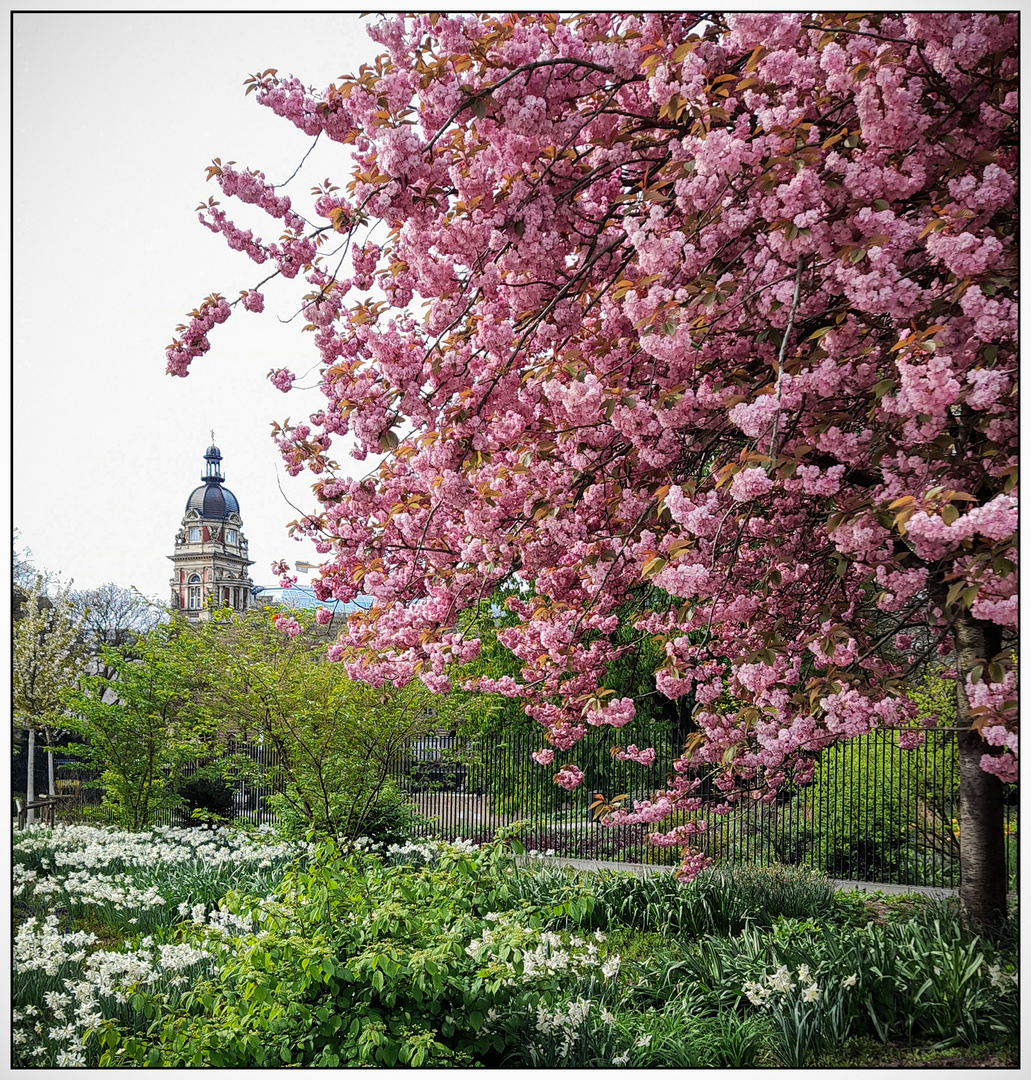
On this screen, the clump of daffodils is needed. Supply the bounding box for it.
[742,963,843,1008]
[465,916,617,986]
[12,822,301,1068]
[533,997,592,1061]
[382,836,479,865]
[13,916,214,1067]
[988,962,1018,991]
[13,822,302,875]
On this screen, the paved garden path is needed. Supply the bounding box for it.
[515,854,959,898]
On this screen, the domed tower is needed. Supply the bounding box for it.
[169,440,254,620]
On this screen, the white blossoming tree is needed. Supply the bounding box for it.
[13,576,84,819]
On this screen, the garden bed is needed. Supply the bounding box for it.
[12,822,1019,1068]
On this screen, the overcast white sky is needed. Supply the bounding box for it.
[13,12,383,602]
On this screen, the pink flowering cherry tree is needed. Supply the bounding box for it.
[167,13,1017,931]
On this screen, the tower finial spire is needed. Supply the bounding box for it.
[203,440,224,482]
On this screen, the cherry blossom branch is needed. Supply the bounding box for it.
[424,57,628,154]
[273,132,321,188]
[767,260,805,462]
[570,495,662,639]
[471,233,631,421]
[800,23,919,48]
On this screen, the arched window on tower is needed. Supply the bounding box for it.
[188,575,201,610]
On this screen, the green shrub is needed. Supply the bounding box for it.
[61,629,214,831]
[270,780,421,847]
[96,839,624,1068]
[807,682,961,886]
[177,774,235,824]
[358,782,421,847]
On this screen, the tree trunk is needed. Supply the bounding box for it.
[46,726,56,797]
[952,611,1008,935]
[26,727,36,824]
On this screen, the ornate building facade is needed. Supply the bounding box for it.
[169,442,254,620]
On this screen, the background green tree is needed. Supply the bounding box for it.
[13,575,84,817]
[68,582,166,680]
[185,606,455,842]
[62,624,218,830]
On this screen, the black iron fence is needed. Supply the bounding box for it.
[389,725,1018,889]
[14,725,1017,888]
[150,739,285,829]
[12,733,104,820]
[11,733,284,830]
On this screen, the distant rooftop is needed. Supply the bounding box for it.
[250,585,372,615]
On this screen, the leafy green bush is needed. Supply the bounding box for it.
[808,673,961,886]
[270,779,421,847]
[177,774,235,824]
[351,782,420,847]
[95,839,624,1068]
[62,628,219,830]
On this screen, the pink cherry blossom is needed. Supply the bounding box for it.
[268,368,295,393]
[614,744,656,766]
[168,12,1018,883]
[729,467,774,503]
[273,615,302,638]
[552,763,584,791]
[979,753,1018,784]
[897,730,925,750]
